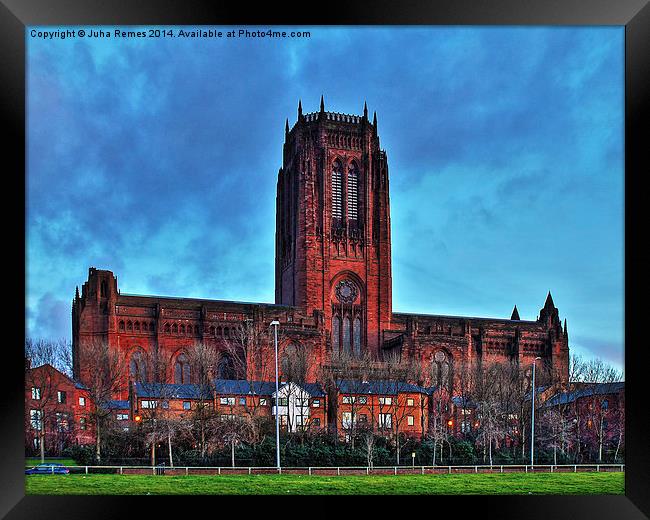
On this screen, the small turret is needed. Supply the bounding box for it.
[511,305,520,320]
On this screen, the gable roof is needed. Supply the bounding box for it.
[135,382,212,400]
[543,382,624,408]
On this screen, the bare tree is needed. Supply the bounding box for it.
[76,338,127,463]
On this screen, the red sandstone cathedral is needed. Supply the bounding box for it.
[72,98,569,400]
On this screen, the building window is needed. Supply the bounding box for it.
[273,398,288,407]
[431,350,452,391]
[56,413,69,432]
[347,162,359,222]
[312,417,321,427]
[378,413,392,429]
[80,417,87,430]
[332,159,343,220]
[79,396,86,406]
[358,413,368,423]
[142,400,157,409]
[260,398,268,406]
[31,387,41,400]
[353,317,361,356]
[378,397,392,406]
[130,350,147,383]
[161,401,169,409]
[174,353,191,384]
[342,396,355,404]
[343,316,351,354]
[117,413,129,421]
[119,321,125,331]
[332,315,341,352]
[30,409,42,430]
[57,391,67,404]
[342,412,353,429]
[239,397,246,406]
[407,415,414,426]
[602,399,609,410]
[407,398,414,407]
[280,415,288,426]
[312,399,320,407]
[358,396,368,405]
[220,397,235,406]
[183,401,191,410]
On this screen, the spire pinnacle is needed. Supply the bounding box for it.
[563,318,568,336]
[544,291,555,309]
[285,118,289,136]
[75,286,80,299]
[320,94,325,113]
[298,99,303,118]
[372,111,377,134]
[363,101,368,119]
[511,305,520,321]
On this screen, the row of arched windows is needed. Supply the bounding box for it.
[331,160,360,224]
[119,320,155,333]
[206,325,243,339]
[163,323,199,335]
[128,349,236,385]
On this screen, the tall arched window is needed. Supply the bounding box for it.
[343,316,351,354]
[332,316,340,352]
[347,162,359,222]
[431,351,452,391]
[332,160,343,220]
[353,317,361,356]
[174,353,191,384]
[217,353,236,380]
[130,350,147,383]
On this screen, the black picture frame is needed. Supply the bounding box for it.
[2,1,647,518]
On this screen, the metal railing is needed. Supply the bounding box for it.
[25,463,625,476]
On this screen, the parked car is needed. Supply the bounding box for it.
[25,463,70,475]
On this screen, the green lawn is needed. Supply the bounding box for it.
[26,472,624,495]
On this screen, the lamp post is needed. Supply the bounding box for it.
[270,320,281,470]
[530,356,542,467]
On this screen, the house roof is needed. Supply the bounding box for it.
[544,381,624,408]
[104,400,130,410]
[336,379,429,396]
[133,380,326,399]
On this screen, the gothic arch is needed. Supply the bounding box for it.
[129,348,148,383]
[172,350,191,384]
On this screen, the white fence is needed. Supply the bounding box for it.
[26,463,625,476]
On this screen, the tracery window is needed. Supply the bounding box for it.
[130,350,147,383]
[431,350,452,391]
[174,353,191,384]
[353,317,361,356]
[342,316,351,355]
[332,160,343,220]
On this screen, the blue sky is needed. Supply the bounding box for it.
[26,26,624,372]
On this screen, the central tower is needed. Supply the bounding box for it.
[275,97,392,358]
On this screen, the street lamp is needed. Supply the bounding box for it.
[270,320,281,470]
[530,356,542,467]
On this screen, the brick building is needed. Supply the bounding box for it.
[71,98,570,417]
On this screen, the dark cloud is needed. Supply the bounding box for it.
[26,27,624,371]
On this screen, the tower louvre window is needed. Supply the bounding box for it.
[347,163,359,221]
[332,160,343,220]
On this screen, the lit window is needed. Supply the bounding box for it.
[342,412,353,429]
[117,413,129,421]
[79,397,86,406]
[260,398,268,406]
[183,401,191,410]
[31,387,41,400]
[358,396,368,405]
[378,413,392,429]
[57,391,67,404]
[378,397,392,406]
[342,396,355,404]
[407,415,414,426]
[407,398,414,407]
[312,399,320,408]
[239,397,246,406]
[142,400,157,409]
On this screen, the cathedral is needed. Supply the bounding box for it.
[71,98,570,400]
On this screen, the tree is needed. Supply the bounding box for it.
[77,339,127,463]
